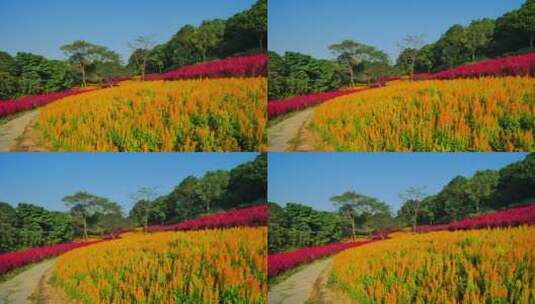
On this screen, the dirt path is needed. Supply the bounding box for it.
[0,259,55,304]
[0,110,39,151]
[268,258,332,304]
[268,108,315,151]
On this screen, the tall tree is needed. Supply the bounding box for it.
[397,34,425,80]
[399,186,427,231]
[329,40,388,84]
[330,191,390,239]
[224,154,267,208]
[198,170,230,213]
[518,0,535,48]
[464,19,495,61]
[62,191,119,239]
[61,40,118,87]
[128,35,156,80]
[0,202,18,252]
[130,187,159,232]
[193,20,225,62]
[468,170,499,213]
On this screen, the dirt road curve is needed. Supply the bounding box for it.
[268,258,332,304]
[0,110,39,152]
[268,108,313,151]
[0,259,55,304]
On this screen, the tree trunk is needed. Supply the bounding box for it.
[348,66,354,84]
[412,204,419,232]
[142,56,146,81]
[144,215,148,233]
[259,35,264,49]
[83,217,88,240]
[350,214,356,240]
[80,64,86,88]
[531,33,534,49]
[410,55,416,81]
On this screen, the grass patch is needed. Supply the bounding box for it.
[269,256,331,286]
[0,110,29,126]
[267,110,300,128]
[0,263,35,283]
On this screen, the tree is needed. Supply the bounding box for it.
[468,170,499,213]
[198,170,230,213]
[495,153,535,207]
[128,35,156,80]
[164,25,201,69]
[399,186,427,231]
[221,0,267,55]
[62,191,119,239]
[224,154,267,207]
[464,19,495,61]
[130,187,159,232]
[518,0,535,48]
[0,202,18,252]
[329,40,388,84]
[61,40,118,87]
[193,20,225,62]
[244,0,267,49]
[330,191,390,239]
[397,34,425,80]
[46,212,74,244]
[267,202,287,253]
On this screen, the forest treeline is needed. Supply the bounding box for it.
[268,153,535,253]
[0,0,266,99]
[268,0,535,100]
[0,154,266,253]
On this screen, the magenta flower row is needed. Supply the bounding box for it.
[0,241,101,275]
[268,240,374,278]
[0,89,93,118]
[147,204,268,233]
[417,203,535,232]
[267,88,366,119]
[145,53,268,81]
[415,51,535,80]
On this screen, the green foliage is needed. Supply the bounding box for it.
[62,191,123,239]
[268,51,343,100]
[411,0,534,72]
[268,202,344,253]
[329,40,389,84]
[132,154,267,226]
[224,153,267,207]
[61,40,122,87]
[398,153,535,225]
[0,202,18,252]
[131,0,266,74]
[0,202,75,253]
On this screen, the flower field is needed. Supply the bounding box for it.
[268,240,374,278]
[52,227,267,304]
[0,89,93,119]
[415,51,535,80]
[267,89,363,119]
[331,226,535,303]
[146,53,267,81]
[147,204,267,233]
[417,203,535,232]
[311,76,535,151]
[36,77,266,151]
[0,241,99,275]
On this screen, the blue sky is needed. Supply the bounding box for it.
[269,0,525,61]
[268,153,527,212]
[0,153,258,213]
[0,0,255,62]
